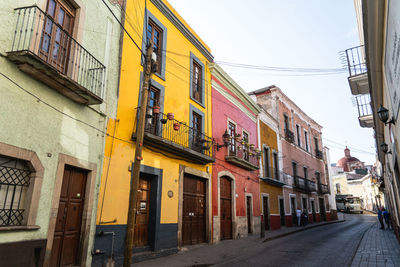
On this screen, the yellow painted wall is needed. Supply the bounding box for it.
[260,183,282,214]
[96,0,212,226]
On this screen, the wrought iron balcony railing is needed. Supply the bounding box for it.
[134,108,214,164]
[318,183,329,194]
[355,94,372,117]
[315,149,323,160]
[344,45,367,77]
[294,176,317,193]
[284,128,295,143]
[225,148,259,171]
[7,6,105,104]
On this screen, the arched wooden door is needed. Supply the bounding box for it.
[220,176,232,240]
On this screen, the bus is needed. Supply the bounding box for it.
[336,195,363,214]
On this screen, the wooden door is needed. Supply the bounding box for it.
[263,196,270,230]
[279,198,285,226]
[51,166,87,266]
[291,197,296,225]
[319,198,326,221]
[246,196,252,233]
[146,87,160,135]
[182,175,206,246]
[311,200,316,222]
[220,177,232,240]
[134,177,150,247]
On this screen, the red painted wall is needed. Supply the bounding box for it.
[212,76,260,218]
[270,215,281,230]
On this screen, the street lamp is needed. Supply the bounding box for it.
[377,105,395,125]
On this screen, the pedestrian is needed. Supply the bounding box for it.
[383,208,392,230]
[302,210,308,227]
[378,206,385,230]
[296,207,302,226]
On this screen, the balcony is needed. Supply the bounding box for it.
[344,45,369,95]
[293,176,317,193]
[284,129,295,143]
[355,94,373,128]
[260,169,286,187]
[318,183,329,194]
[225,149,259,171]
[133,108,214,164]
[315,149,323,160]
[7,6,105,105]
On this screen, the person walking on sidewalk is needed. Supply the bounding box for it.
[296,208,302,226]
[301,210,308,227]
[383,208,392,230]
[378,206,385,230]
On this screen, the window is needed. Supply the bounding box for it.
[302,197,308,211]
[284,114,289,130]
[190,53,205,105]
[243,132,249,161]
[228,122,236,155]
[304,131,309,152]
[147,18,163,74]
[296,125,301,146]
[40,0,75,73]
[191,111,203,152]
[145,86,160,135]
[264,147,270,177]
[0,155,32,226]
[292,162,297,177]
[314,137,319,151]
[192,61,202,103]
[303,167,308,179]
[315,172,321,184]
[273,152,279,180]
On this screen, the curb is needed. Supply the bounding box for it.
[262,220,346,243]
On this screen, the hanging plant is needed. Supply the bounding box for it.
[160,118,168,124]
[167,113,174,120]
[173,122,180,131]
[250,144,255,150]
[153,103,160,114]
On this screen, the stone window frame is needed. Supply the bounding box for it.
[189,52,205,106]
[0,143,44,231]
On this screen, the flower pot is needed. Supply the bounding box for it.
[160,118,168,124]
[173,122,180,131]
[153,105,160,114]
[250,144,255,150]
[167,113,174,120]
[235,137,242,142]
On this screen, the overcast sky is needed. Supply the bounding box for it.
[168,0,376,165]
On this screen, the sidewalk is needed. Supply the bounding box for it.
[135,219,344,266]
[351,223,400,267]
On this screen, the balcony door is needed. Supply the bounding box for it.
[146,87,160,135]
[191,112,202,152]
[40,0,75,73]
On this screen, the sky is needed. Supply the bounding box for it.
[167,0,376,165]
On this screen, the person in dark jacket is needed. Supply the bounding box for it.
[378,206,385,229]
[383,208,392,230]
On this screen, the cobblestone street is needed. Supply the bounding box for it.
[135,213,400,266]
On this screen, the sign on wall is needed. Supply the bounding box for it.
[385,0,400,120]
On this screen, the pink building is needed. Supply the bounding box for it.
[210,64,262,242]
[249,86,333,226]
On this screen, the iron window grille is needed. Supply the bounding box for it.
[0,155,32,226]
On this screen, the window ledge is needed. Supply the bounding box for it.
[0,225,40,231]
[190,96,205,108]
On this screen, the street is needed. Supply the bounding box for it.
[137,213,400,267]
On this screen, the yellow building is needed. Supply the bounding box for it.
[93,0,214,264]
[255,106,286,230]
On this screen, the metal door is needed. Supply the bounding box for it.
[246,196,252,233]
[134,177,150,247]
[263,196,270,230]
[220,177,232,240]
[182,175,206,245]
[50,166,87,266]
[279,198,285,226]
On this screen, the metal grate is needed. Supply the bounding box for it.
[0,155,31,226]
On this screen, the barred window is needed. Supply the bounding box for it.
[0,155,32,226]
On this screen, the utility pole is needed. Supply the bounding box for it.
[123,44,154,267]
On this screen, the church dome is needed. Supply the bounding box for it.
[337,147,361,172]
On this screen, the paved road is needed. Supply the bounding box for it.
[217,213,376,267]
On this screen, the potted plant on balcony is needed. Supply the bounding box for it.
[173,122,180,131]
[249,144,255,150]
[167,113,174,120]
[235,133,241,142]
[153,102,160,114]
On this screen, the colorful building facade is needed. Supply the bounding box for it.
[250,86,332,227]
[93,0,214,264]
[210,64,261,242]
[256,107,285,231]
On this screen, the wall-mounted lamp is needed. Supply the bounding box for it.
[377,105,395,125]
[216,130,231,151]
[380,142,392,154]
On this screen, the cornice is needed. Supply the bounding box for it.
[150,0,213,62]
